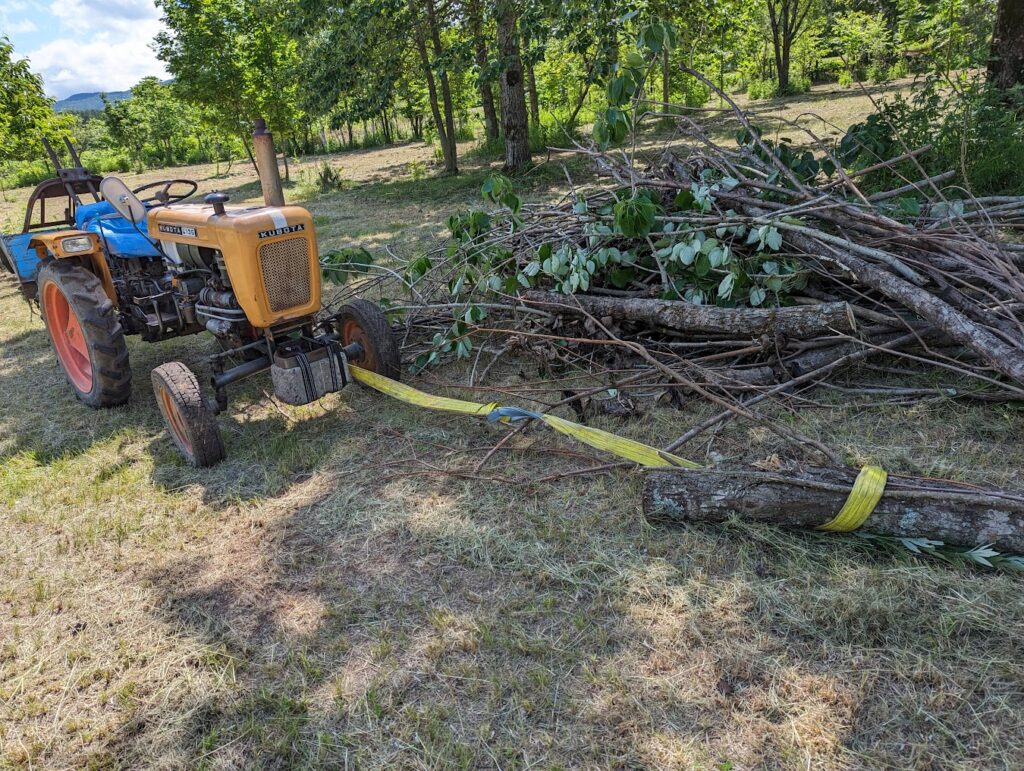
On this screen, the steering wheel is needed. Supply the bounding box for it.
[131,179,198,206]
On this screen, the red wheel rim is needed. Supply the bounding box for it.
[42,280,93,392]
[342,319,377,371]
[158,386,193,455]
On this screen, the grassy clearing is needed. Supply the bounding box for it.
[2,83,1023,769]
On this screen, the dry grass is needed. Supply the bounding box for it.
[2,83,1024,769]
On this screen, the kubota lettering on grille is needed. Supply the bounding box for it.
[258,223,306,239]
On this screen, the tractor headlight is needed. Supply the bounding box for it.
[61,236,93,254]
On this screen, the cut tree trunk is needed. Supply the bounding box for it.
[496,0,531,174]
[519,291,856,338]
[644,466,1024,552]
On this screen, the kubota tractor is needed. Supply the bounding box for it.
[0,139,398,466]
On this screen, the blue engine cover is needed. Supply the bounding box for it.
[75,201,161,259]
[0,201,161,283]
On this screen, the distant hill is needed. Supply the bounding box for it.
[55,90,131,112]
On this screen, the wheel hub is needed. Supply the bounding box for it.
[43,280,93,392]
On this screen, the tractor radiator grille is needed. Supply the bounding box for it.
[259,237,311,312]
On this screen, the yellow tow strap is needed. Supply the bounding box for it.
[816,465,888,532]
[348,365,885,526]
[348,364,700,469]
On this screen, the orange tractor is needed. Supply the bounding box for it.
[0,140,398,466]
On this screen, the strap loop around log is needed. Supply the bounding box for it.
[817,465,888,532]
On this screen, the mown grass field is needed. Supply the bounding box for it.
[2,82,1023,769]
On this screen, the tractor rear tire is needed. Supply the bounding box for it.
[37,259,131,407]
[151,362,226,467]
[337,299,400,383]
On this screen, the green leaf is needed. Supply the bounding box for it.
[613,193,659,237]
[718,272,736,299]
[673,190,695,210]
[609,267,635,288]
[749,287,766,306]
[672,242,696,266]
[896,197,921,216]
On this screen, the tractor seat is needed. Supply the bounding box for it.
[75,200,161,258]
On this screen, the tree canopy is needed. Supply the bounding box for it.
[1,0,1021,186]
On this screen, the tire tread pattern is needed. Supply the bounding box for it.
[150,361,226,467]
[37,259,132,407]
[339,299,401,382]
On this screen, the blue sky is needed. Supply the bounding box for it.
[1,0,168,99]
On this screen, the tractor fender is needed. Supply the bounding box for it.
[28,230,117,306]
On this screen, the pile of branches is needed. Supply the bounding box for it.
[339,79,1024,419]
[331,74,1023,464]
[325,78,1024,564]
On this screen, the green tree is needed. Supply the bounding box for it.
[409,0,460,174]
[156,0,302,167]
[765,0,818,92]
[0,36,75,166]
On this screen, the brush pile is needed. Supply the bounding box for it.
[331,79,1024,463]
[323,81,1024,562]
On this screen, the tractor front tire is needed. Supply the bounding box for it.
[151,362,226,467]
[337,299,400,383]
[38,259,131,407]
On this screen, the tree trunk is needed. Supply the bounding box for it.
[410,0,457,173]
[988,0,1024,90]
[243,135,259,178]
[643,465,1024,553]
[526,56,540,129]
[662,46,670,106]
[518,291,856,338]
[468,0,499,142]
[780,36,791,91]
[425,0,458,174]
[496,0,531,173]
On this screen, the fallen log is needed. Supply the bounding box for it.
[519,290,856,338]
[643,465,1024,552]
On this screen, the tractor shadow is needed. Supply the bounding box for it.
[0,280,358,508]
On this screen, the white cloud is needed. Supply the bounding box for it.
[49,0,160,31]
[23,0,168,98]
[6,18,37,33]
[28,24,168,97]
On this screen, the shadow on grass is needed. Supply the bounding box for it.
[94,408,1024,768]
[0,278,361,508]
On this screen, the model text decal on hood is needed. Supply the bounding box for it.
[157,223,198,238]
